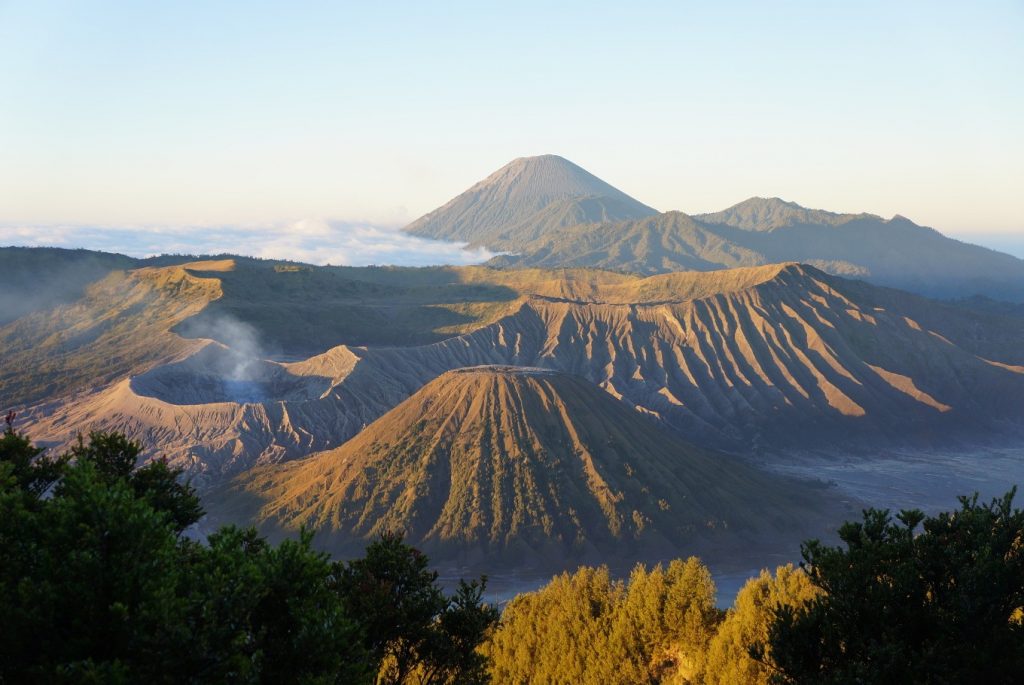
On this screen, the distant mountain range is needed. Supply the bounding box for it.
[406,155,1024,301]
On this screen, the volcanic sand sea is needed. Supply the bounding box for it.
[717,445,1024,606]
[447,445,1024,608]
[767,445,1024,514]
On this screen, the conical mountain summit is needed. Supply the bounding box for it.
[404,154,657,247]
[213,365,827,565]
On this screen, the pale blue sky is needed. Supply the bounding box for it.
[1,0,1022,256]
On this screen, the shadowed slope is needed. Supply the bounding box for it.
[0,247,138,325]
[488,211,766,274]
[1,259,225,407]
[214,366,828,565]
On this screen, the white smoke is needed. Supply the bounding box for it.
[184,314,272,404]
[208,316,263,381]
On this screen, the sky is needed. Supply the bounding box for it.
[1,0,1022,263]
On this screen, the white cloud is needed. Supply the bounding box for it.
[0,220,497,267]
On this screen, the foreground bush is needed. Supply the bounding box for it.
[482,491,1024,685]
[483,559,721,684]
[0,419,497,684]
[702,565,818,685]
[760,491,1024,684]
[5,412,1021,683]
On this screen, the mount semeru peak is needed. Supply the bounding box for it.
[404,154,658,248]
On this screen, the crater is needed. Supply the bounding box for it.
[130,344,333,406]
[450,365,560,376]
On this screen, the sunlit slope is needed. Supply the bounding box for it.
[27,263,1024,482]
[170,258,777,354]
[2,255,633,408]
[215,366,826,563]
[356,263,1024,449]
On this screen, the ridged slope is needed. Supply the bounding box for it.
[353,264,1024,449]
[404,155,657,246]
[215,366,824,563]
[27,263,1024,480]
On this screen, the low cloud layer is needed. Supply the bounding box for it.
[0,220,496,267]
[6,222,1018,266]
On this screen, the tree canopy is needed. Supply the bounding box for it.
[3,412,1021,683]
[760,492,1024,684]
[483,559,721,684]
[0,421,497,684]
[702,565,819,685]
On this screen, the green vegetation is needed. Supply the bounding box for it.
[483,560,721,684]
[0,419,497,683]
[702,566,819,685]
[339,533,499,685]
[480,492,1024,684]
[480,561,820,684]
[760,492,1024,684]
[3,404,1022,682]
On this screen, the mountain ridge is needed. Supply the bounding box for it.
[694,196,875,232]
[21,259,1024,482]
[403,156,1024,301]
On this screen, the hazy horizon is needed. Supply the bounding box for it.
[3,210,1023,267]
[2,1,1022,238]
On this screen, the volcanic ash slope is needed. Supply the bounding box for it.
[25,262,1024,480]
[212,366,832,566]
